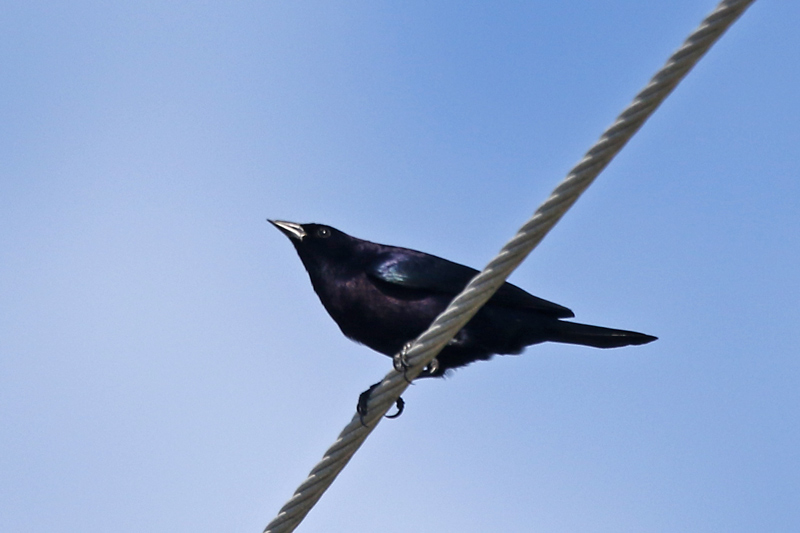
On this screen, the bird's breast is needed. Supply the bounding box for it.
[312,273,446,356]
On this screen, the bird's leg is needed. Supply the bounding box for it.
[357,383,378,425]
[357,382,405,426]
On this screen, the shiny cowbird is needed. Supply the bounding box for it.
[270,220,656,417]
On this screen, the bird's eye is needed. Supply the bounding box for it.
[316,227,331,239]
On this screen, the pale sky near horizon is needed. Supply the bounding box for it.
[2,2,798,532]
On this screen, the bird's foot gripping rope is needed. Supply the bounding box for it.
[358,341,441,424]
[357,383,404,425]
[392,341,414,379]
[358,342,417,423]
[393,341,439,380]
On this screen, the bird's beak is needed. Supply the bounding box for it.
[269,219,307,241]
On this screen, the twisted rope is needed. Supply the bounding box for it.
[264,1,755,531]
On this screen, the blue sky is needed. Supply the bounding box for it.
[2,2,798,532]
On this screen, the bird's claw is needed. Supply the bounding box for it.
[385,396,404,419]
[392,341,414,377]
[357,383,405,425]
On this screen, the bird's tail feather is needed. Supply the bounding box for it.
[546,321,657,349]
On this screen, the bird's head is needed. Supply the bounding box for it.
[269,220,357,267]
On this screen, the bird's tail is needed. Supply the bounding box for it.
[546,320,657,349]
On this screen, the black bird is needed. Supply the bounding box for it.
[270,220,656,417]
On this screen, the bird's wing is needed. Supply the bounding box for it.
[367,252,574,318]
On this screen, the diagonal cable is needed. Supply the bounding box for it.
[263,1,755,531]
